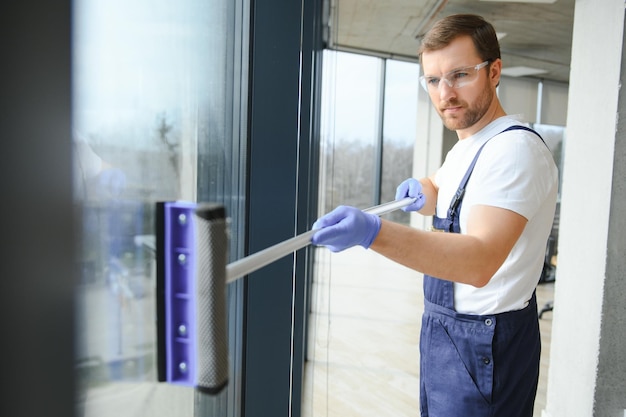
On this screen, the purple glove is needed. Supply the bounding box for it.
[311,206,381,252]
[395,178,426,212]
[98,168,127,197]
[90,168,127,199]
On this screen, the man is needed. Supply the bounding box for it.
[311,14,558,417]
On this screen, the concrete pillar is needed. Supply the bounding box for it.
[544,1,626,416]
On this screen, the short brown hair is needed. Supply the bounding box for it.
[418,14,501,63]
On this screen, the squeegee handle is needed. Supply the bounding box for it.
[225,197,415,283]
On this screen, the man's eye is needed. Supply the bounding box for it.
[452,71,469,80]
[426,77,440,86]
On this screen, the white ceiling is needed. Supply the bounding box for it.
[325,0,575,83]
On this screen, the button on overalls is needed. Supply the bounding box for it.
[419,126,542,417]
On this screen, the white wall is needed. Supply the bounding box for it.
[498,76,540,122]
[498,76,569,126]
[545,0,626,416]
[540,80,569,126]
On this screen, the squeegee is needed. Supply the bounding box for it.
[156,197,414,394]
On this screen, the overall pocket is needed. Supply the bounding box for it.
[420,312,495,415]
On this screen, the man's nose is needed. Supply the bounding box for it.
[438,79,456,101]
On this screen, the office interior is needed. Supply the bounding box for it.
[2,1,625,417]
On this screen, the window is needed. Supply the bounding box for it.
[73,0,247,415]
[304,50,421,416]
[319,50,418,222]
[319,51,381,211]
[381,59,420,223]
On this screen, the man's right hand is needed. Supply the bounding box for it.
[311,206,381,253]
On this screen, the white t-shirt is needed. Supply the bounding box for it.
[433,116,558,315]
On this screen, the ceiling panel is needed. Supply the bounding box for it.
[327,0,575,83]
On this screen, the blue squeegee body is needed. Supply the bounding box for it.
[156,201,228,394]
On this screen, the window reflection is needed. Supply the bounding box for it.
[72,0,241,414]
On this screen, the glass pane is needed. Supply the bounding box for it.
[73,0,244,415]
[306,51,422,417]
[381,59,419,224]
[319,51,381,212]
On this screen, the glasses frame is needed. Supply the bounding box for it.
[419,61,490,92]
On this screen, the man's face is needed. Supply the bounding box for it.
[421,35,499,137]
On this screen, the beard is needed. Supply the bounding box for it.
[437,85,494,131]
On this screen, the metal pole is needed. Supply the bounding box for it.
[225,197,415,283]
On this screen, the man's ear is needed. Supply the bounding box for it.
[490,58,502,87]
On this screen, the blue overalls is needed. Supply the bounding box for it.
[419,126,542,417]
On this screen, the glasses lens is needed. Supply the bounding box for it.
[419,76,445,92]
[452,69,476,88]
[420,61,488,91]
